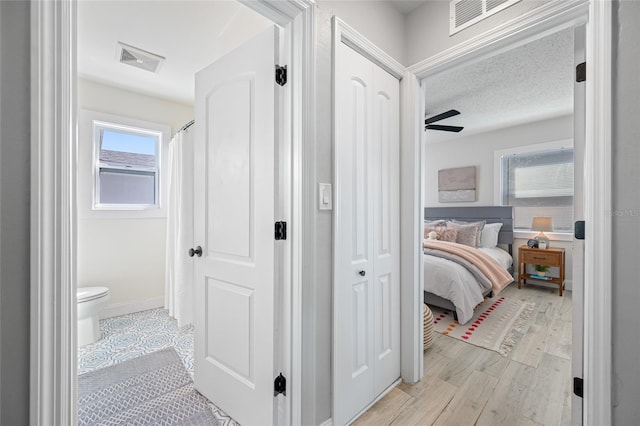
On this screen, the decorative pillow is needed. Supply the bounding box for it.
[424,221,446,239]
[424,219,445,228]
[480,222,503,248]
[448,219,486,247]
[445,222,482,247]
[423,227,458,242]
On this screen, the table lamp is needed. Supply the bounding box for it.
[531,216,553,248]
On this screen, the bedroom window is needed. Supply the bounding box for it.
[93,122,161,210]
[498,143,574,232]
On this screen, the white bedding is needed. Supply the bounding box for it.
[424,246,512,324]
[478,247,513,270]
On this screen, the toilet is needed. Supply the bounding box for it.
[77,286,110,346]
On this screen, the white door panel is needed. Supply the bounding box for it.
[194,26,280,426]
[334,41,400,425]
[335,46,375,424]
[207,77,254,261]
[372,64,400,397]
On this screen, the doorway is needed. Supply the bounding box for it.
[30,1,315,424]
[423,27,584,424]
[402,2,611,424]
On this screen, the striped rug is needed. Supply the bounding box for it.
[78,347,219,425]
[431,296,535,356]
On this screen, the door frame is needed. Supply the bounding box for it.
[331,16,406,424]
[29,0,315,425]
[406,0,611,423]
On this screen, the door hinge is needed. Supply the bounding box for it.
[275,221,287,240]
[575,221,585,240]
[276,65,287,86]
[576,62,586,82]
[573,377,584,398]
[274,373,287,396]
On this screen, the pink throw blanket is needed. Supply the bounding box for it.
[423,240,513,295]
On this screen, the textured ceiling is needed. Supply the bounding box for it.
[424,28,574,144]
[77,0,272,105]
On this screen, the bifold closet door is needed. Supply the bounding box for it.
[334,40,400,426]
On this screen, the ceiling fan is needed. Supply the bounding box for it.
[425,109,464,133]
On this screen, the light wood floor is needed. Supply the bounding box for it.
[354,283,573,426]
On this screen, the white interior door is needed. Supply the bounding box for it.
[334,41,400,425]
[193,26,282,426]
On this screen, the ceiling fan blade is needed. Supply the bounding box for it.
[425,124,464,132]
[424,109,460,125]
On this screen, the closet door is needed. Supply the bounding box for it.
[333,40,400,426]
[371,63,400,397]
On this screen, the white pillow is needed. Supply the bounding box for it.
[480,222,503,248]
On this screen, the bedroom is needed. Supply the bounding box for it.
[421,26,577,425]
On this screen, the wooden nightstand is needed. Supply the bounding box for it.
[518,246,566,296]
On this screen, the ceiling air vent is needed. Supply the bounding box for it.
[116,42,165,73]
[450,0,521,35]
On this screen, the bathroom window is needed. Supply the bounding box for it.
[93,122,162,210]
[78,110,170,219]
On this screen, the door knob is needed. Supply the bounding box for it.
[359,270,366,276]
[188,246,202,257]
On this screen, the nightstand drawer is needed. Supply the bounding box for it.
[522,250,562,266]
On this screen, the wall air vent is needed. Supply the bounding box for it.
[450,0,521,35]
[116,42,165,73]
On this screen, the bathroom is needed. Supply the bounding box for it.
[74,0,272,350]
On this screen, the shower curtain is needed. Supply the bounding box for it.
[165,124,194,327]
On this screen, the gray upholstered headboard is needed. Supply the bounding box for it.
[424,206,514,247]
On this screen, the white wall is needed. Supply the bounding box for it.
[317,1,406,64]
[77,78,194,315]
[425,115,573,205]
[78,79,193,132]
[405,0,551,65]
[306,2,406,425]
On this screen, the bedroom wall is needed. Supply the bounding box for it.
[405,0,553,66]
[307,2,406,424]
[424,114,576,287]
[77,78,194,316]
[612,0,640,422]
[424,115,573,206]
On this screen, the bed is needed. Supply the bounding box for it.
[424,206,514,324]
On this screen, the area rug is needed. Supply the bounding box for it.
[431,296,535,356]
[78,347,219,425]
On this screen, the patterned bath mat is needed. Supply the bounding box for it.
[78,347,219,425]
[431,296,535,356]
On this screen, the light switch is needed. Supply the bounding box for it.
[318,183,332,210]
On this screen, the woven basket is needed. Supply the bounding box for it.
[423,304,434,350]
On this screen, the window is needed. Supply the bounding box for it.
[497,141,574,232]
[94,122,161,209]
[78,110,170,219]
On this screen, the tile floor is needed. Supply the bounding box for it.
[78,308,239,425]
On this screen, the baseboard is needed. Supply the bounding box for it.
[100,296,165,319]
[319,419,333,426]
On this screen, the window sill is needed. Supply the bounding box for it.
[514,230,574,242]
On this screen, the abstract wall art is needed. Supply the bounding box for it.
[438,166,477,202]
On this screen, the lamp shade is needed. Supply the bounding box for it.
[531,216,553,232]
